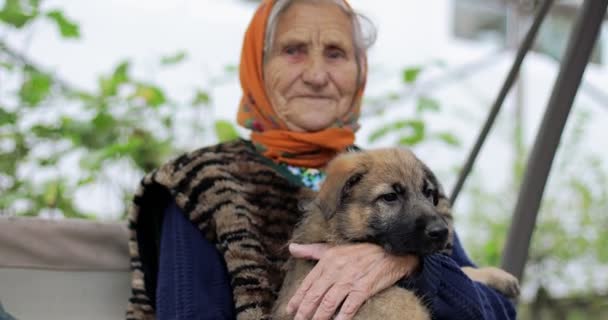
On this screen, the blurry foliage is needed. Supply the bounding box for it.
[466,109,608,262]
[464,106,608,316]
[0,1,237,218]
[366,65,461,148]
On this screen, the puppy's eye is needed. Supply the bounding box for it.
[345,173,363,190]
[423,180,439,206]
[423,188,438,206]
[380,193,398,202]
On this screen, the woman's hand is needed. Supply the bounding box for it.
[286,243,420,320]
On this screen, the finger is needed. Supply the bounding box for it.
[331,262,387,320]
[334,290,368,320]
[289,243,331,260]
[291,247,374,317]
[293,270,335,320]
[295,255,363,320]
[287,260,325,314]
[311,282,351,320]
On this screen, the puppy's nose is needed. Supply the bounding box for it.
[425,224,448,241]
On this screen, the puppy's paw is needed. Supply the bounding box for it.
[461,266,520,298]
[491,269,520,298]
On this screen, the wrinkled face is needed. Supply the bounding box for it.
[317,149,452,256]
[263,1,359,132]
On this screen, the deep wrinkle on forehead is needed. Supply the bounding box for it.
[273,3,354,53]
[276,30,353,55]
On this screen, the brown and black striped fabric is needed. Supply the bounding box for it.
[126,139,306,320]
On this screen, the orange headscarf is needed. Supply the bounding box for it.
[236,0,366,168]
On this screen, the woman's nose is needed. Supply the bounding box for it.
[301,55,329,89]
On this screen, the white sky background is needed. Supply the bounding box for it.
[3,0,608,300]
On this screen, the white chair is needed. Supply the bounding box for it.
[0,217,131,320]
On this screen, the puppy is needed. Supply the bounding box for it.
[273,148,519,320]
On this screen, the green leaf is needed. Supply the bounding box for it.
[161,51,187,65]
[416,96,440,114]
[113,61,130,83]
[224,65,238,73]
[92,111,116,130]
[30,124,61,138]
[0,108,17,126]
[398,134,424,146]
[597,232,608,263]
[77,175,95,186]
[0,61,14,71]
[368,127,389,143]
[369,120,425,144]
[214,120,239,142]
[397,120,425,146]
[0,191,22,213]
[19,70,52,106]
[192,90,210,106]
[571,179,593,212]
[43,181,59,207]
[127,133,172,172]
[98,138,145,159]
[0,132,28,173]
[161,115,172,128]
[435,132,461,147]
[0,0,36,28]
[79,152,103,171]
[45,10,79,38]
[133,84,166,107]
[402,66,423,84]
[100,61,130,96]
[38,155,60,166]
[482,237,501,266]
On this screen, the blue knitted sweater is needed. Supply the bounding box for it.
[156,200,516,320]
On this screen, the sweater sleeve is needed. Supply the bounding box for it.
[399,234,516,320]
[156,200,235,320]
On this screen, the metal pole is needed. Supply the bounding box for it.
[449,0,555,205]
[501,0,608,281]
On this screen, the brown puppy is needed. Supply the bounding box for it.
[273,148,519,320]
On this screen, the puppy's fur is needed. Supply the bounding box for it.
[273,148,519,320]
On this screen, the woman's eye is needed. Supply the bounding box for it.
[326,48,345,59]
[381,193,398,202]
[284,45,304,56]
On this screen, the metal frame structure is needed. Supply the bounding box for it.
[448,0,608,283]
[449,0,555,205]
[501,0,608,281]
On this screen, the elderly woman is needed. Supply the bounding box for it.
[126,1,516,319]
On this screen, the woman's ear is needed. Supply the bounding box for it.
[316,153,366,220]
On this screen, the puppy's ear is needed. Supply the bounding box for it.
[317,153,367,220]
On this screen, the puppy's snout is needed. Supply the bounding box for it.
[424,223,448,242]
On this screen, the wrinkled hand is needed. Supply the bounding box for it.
[286,243,420,320]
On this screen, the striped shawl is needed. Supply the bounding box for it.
[126,139,307,319]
